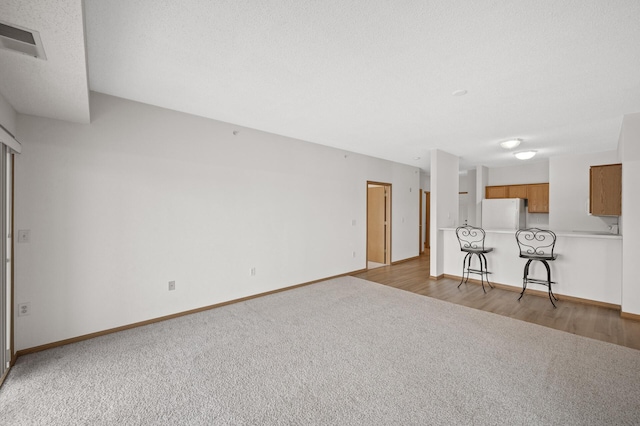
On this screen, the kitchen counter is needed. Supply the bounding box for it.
[451,228,622,239]
[441,228,622,305]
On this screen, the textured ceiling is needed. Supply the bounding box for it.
[0,0,89,124]
[2,1,640,172]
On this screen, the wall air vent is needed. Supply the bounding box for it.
[0,21,46,60]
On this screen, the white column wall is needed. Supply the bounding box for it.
[619,112,640,315]
[13,92,420,350]
[475,166,488,226]
[466,171,477,226]
[430,149,459,278]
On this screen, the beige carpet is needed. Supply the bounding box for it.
[1,276,639,425]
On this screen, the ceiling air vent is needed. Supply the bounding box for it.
[0,21,46,60]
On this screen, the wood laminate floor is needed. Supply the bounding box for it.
[353,254,640,350]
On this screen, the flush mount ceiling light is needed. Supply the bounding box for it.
[452,89,468,96]
[500,138,521,149]
[514,150,537,160]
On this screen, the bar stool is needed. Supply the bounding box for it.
[455,226,494,293]
[515,228,558,307]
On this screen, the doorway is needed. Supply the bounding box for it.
[367,182,391,268]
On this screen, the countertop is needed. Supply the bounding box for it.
[440,228,622,239]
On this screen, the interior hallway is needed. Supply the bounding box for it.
[353,254,640,350]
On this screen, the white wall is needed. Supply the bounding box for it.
[430,149,458,277]
[390,163,423,261]
[487,161,549,186]
[421,173,430,192]
[619,112,640,315]
[459,171,477,226]
[0,92,16,135]
[475,166,488,226]
[549,150,619,233]
[13,92,420,350]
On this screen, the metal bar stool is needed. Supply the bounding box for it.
[515,228,558,307]
[455,226,494,293]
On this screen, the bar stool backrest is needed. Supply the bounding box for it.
[516,228,556,258]
[456,226,487,251]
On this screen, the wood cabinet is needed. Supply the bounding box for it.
[527,183,550,213]
[590,164,621,216]
[485,186,507,199]
[507,185,528,199]
[485,183,550,213]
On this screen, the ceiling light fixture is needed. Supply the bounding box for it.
[500,138,521,149]
[452,89,468,96]
[514,150,537,160]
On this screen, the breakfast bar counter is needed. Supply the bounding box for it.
[440,228,622,306]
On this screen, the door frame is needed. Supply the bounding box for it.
[424,191,430,252]
[366,181,391,266]
[0,148,13,386]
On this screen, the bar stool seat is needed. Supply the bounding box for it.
[456,226,494,293]
[515,228,558,307]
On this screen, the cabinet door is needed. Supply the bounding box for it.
[486,186,507,199]
[590,164,621,216]
[527,183,549,213]
[507,185,528,199]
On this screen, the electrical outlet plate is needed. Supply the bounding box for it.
[18,302,30,316]
[168,281,175,291]
[17,229,30,243]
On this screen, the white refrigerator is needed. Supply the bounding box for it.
[481,199,526,230]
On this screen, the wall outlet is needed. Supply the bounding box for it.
[250,267,256,276]
[18,302,30,316]
[168,281,175,291]
[17,229,30,243]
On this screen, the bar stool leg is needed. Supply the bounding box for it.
[541,260,558,308]
[480,253,494,289]
[458,253,470,288]
[518,259,533,302]
[475,253,486,293]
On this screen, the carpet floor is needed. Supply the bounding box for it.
[1,276,639,425]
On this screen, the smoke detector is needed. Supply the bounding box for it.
[0,21,47,60]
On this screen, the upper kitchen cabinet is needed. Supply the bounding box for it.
[590,164,622,216]
[527,183,549,213]
[486,186,507,199]
[507,184,528,199]
[485,183,550,213]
